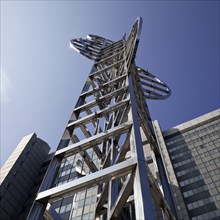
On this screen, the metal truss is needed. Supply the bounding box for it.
[28,17,175,220]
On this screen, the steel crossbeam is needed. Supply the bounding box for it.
[95,49,125,65]
[73,85,128,113]
[80,74,127,98]
[67,98,129,130]
[89,59,125,78]
[36,157,137,202]
[55,122,132,157]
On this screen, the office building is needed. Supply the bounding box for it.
[0,133,50,220]
[154,109,220,220]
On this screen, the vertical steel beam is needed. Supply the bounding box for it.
[128,69,155,220]
[156,155,177,218]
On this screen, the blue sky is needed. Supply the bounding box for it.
[1,1,219,166]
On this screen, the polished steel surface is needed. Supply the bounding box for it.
[28,17,175,220]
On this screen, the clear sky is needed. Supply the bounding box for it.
[1,1,219,167]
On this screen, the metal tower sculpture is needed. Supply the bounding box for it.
[28,17,176,220]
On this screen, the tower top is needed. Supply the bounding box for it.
[70,17,171,100]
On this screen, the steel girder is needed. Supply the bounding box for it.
[28,17,175,220]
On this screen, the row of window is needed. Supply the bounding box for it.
[185,120,220,133]
[51,187,98,219]
[168,143,187,152]
[68,187,98,220]
[56,203,72,214]
[76,195,96,209]
[166,120,219,146]
[177,168,219,188]
[168,136,218,153]
[56,151,102,186]
[176,165,199,177]
[193,153,218,164]
[187,197,215,210]
[71,212,94,220]
[180,175,203,188]
[200,166,220,176]
[193,152,219,163]
[70,200,96,219]
[50,150,100,219]
[191,209,220,220]
[183,184,208,198]
[170,142,218,164]
[60,149,99,169]
[190,137,218,147]
[166,139,185,146]
[171,150,191,160]
[60,155,76,168]
[59,168,74,177]
[173,157,193,168]
[194,154,219,166]
[52,195,74,217]
[184,127,219,139]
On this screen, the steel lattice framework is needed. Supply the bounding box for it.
[28,17,176,220]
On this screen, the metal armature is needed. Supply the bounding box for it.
[28,17,175,220]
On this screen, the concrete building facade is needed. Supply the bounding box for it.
[154,109,220,220]
[0,133,50,220]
